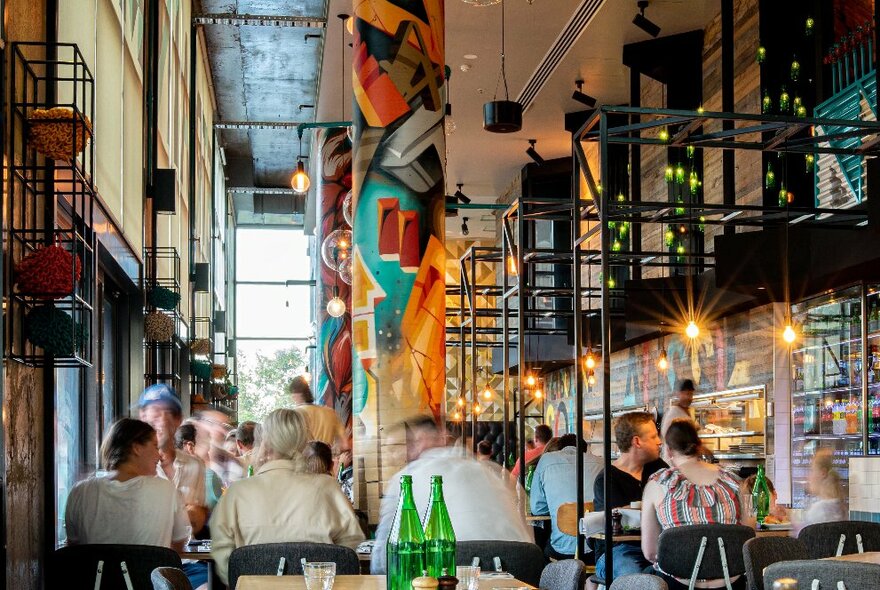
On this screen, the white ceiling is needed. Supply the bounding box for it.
[317,0,720,239]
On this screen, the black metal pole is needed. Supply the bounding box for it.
[459,255,466,444]
[572,138,586,556]
[502,237,510,468]
[599,110,614,584]
[630,68,642,281]
[721,0,735,237]
[470,251,477,450]
[517,201,526,496]
[188,23,197,400]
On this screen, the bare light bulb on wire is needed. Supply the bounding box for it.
[291,159,310,194]
[482,385,494,400]
[525,373,536,387]
[326,285,346,317]
[783,323,797,344]
[685,320,700,339]
[585,350,596,370]
[657,348,668,371]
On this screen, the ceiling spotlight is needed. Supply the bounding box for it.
[526,139,545,165]
[461,217,470,236]
[454,184,471,204]
[572,79,597,108]
[633,1,661,38]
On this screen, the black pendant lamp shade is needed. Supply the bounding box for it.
[483,100,523,133]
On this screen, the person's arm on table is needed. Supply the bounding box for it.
[640,480,662,563]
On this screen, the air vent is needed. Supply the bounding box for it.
[516,0,607,112]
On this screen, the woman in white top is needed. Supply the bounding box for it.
[801,448,847,528]
[65,418,190,551]
[210,408,364,585]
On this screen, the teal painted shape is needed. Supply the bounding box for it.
[814,71,876,205]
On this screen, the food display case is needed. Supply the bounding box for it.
[790,286,863,508]
[689,385,767,463]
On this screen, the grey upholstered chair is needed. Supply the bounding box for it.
[763,559,880,589]
[608,574,669,590]
[797,521,880,559]
[227,542,359,590]
[49,544,182,589]
[151,567,194,590]
[656,524,755,589]
[742,536,809,590]
[539,559,586,590]
[455,540,546,586]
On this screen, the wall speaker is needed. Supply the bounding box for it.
[213,311,226,333]
[193,262,210,292]
[154,168,177,214]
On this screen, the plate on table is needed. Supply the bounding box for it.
[759,522,792,530]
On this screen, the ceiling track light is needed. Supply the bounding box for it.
[461,217,470,236]
[632,1,661,38]
[526,139,545,165]
[572,79,597,108]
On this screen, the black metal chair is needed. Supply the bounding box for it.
[763,559,880,589]
[539,559,587,590]
[656,524,755,589]
[742,536,809,590]
[797,521,880,559]
[455,540,546,587]
[227,542,359,590]
[151,567,194,590]
[49,544,182,590]
[608,574,669,590]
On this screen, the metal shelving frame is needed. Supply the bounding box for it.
[144,245,185,391]
[573,104,880,582]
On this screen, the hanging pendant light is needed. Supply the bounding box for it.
[585,350,596,370]
[587,370,596,386]
[291,159,310,194]
[525,373,537,388]
[327,285,346,317]
[783,322,797,344]
[657,348,668,371]
[685,320,700,339]
[483,0,522,132]
[482,384,494,400]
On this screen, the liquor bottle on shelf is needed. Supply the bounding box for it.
[821,400,833,433]
[845,398,859,434]
[804,399,818,435]
[833,399,845,435]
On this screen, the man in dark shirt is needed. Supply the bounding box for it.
[593,411,667,580]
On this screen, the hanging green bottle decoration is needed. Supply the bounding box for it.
[617,192,625,202]
[619,221,629,238]
[797,104,807,118]
[607,220,616,230]
[764,162,776,189]
[676,243,686,255]
[698,215,706,233]
[779,86,791,113]
[675,199,685,216]
[607,276,616,289]
[756,45,767,64]
[805,17,814,36]
[664,228,675,247]
[793,95,802,110]
[778,184,788,207]
[658,128,669,142]
[675,164,685,184]
[762,89,773,114]
[790,57,801,82]
[805,153,815,172]
[686,145,695,159]
[612,240,622,252]
[664,164,674,183]
[689,171,700,195]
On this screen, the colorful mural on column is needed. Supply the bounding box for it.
[351,0,446,512]
[315,128,354,444]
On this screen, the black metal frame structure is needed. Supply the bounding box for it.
[144,245,184,391]
[6,42,96,367]
[573,104,880,582]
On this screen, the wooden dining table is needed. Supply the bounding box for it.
[824,551,880,565]
[588,525,794,542]
[236,574,535,590]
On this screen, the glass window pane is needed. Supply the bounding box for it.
[235,228,311,282]
[236,340,308,422]
[235,284,313,338]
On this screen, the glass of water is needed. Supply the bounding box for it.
[304,562,336,590]
[455,566,480,590]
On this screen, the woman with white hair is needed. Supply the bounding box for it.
[210,408,364,585]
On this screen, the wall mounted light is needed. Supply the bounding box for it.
[572,79,597,108]
[633,1,661,38]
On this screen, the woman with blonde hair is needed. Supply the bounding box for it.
[210,408,364,585]
[802,448,846,527]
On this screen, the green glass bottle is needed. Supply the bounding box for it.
[387,475,426,590]
[524,464,536,494]
[752,463,771,525]
[422,475,456,578]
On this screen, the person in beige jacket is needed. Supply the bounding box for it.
[210,408,364,585]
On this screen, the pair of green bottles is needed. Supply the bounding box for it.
[751,463,771,525]
[386,475,456,590]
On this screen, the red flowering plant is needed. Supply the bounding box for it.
[15,244,82,298]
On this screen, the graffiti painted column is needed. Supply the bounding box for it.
[315,128,354,446]
[351,0,446,519]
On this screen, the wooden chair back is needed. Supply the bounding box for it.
[556,502,594,536]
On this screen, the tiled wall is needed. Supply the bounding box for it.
[848,457,879,521]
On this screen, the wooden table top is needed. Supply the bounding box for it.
[824,551,880,565]
[589,526,793,542]
[237,574,535,590]
[180,550,373,562]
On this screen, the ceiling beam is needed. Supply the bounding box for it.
[214,121,308,130]
[227,187,298,195]
[193,14,326,28]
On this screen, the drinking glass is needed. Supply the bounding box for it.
[456,565,480,590]
[304,562,336,590]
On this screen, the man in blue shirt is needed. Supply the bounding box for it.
[529,434,604,559]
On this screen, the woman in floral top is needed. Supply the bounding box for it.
[641,419,743,589]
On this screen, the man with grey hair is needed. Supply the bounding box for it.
[289,375,346,448]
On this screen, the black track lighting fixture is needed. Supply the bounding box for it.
[461,217,470,236]
[633,1,661,38]
[526,139,545,166]
[454,183,471,204]
[572,79,597,108]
